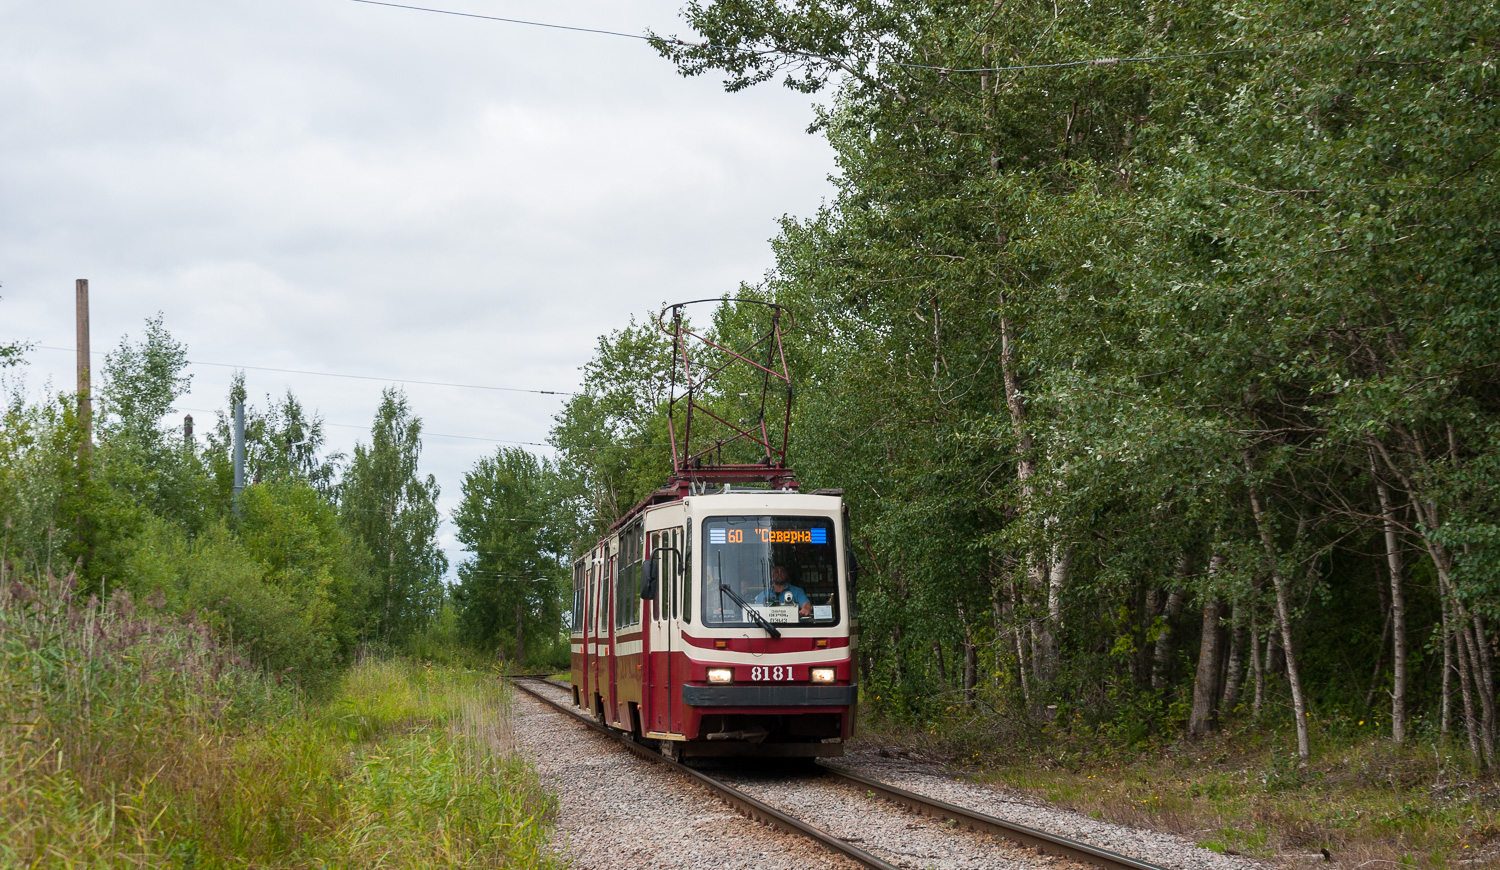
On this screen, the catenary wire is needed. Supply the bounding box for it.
[347,0,657,41]
[23,345,737,451]
[176,406,670,452]
[347,0,1264,74]
[27,343,573,396]
[175,406,547,446]
[882,48,1257,73]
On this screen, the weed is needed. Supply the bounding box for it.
[856,708,1500,868]
[0,571,563,868]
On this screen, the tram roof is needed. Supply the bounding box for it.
[605,473,844,536]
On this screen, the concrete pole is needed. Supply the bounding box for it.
[232,402,245,514]
[75,279,91,453]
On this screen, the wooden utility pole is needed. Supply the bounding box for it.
[75,279,92,452]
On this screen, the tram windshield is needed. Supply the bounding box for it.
[701,516,841,628]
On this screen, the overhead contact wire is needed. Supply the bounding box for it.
[28,343,573,396]
[347,0,1264,74]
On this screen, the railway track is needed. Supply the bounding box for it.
[507,675,1168,870]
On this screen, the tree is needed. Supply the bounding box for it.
[0,290,29,368]
[339,388,446,643]
[550,317,678,542]
[451,447,567,664]
[207,374,342,502]
[100,314,190,448]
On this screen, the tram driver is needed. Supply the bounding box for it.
[755,565,813,618]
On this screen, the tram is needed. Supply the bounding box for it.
[567,299,858,760]
[569,482,857,759]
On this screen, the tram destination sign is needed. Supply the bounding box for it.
[709,527,829,545]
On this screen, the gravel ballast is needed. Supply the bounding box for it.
[512,681,1264,870]
[711,760,1082,870]
[511,688,863,870]
[826,746,1266,870]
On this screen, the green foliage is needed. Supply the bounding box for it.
[0,319,433,695]
[628,0,1500,768]
[451,446,569,664]
[99,313,190,446]
[0,292,30,369]
[340,387,447,644]
[0,577,562,868]
[549,317,678,540]
[237,480,376,673]
[207,372,343,498]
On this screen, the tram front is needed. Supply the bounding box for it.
[676,491,857,757]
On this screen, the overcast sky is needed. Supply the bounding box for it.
[0,0,836,574]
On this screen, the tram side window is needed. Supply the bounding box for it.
[601,550,611,633]
[614,534,627,629]
[586,562,595,634]
[682,519,692,624]
[667,528,680,620]
[662,529,678,621]
[594,557,606,634]
[648,531,661,621]
[665,529,675,620]
[616,524,644,628]
[635,524,645,624]
[571,561,584,633]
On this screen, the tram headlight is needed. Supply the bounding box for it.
[707,668,733,683]
[810,667,835,684]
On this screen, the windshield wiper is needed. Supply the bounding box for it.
[719,585,782,639]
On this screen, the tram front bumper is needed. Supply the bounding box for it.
[681,683,857,707]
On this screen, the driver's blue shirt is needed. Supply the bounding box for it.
[755,584,810,607]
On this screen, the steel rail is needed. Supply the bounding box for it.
[510,677,1168,870]
[507,676,902,870]
[815,765,1167,870]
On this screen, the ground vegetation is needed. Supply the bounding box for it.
[0,571,560,868]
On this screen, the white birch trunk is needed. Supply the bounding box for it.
[1250,608,1265,721]
[1371,459,1408,744]
[1244,459,1311,765]
[998,289,1058,687]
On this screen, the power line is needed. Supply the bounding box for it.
[25,343,574,396]
[176,405,549,447]
[348,0,1262,75]
[178,406,669,452]
[17,344,685,452]
[321,420,550,446]
[883,48,1257,74]
[186,357,573,396]
[347,0,656,42]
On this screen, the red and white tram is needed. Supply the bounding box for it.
[569,483,858,760]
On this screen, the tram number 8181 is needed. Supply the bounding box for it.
[750,665,794,681]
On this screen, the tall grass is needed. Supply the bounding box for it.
[0,569,563,868]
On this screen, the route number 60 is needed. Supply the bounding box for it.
[750,665,792,681]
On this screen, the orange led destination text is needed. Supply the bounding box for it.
[754,528,812,544]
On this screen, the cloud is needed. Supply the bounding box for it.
[0,0,836,574]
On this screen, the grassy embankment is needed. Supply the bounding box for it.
[858,709,1500,867]
[0,574,563,869]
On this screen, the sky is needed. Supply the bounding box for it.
[0,0,837,575]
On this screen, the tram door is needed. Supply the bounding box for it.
[587,555,599,709]
[606,543,618,722]
[593,548,607,713]
[666,528,687,738]
[580,560,591,707]
[648,530,672,733]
